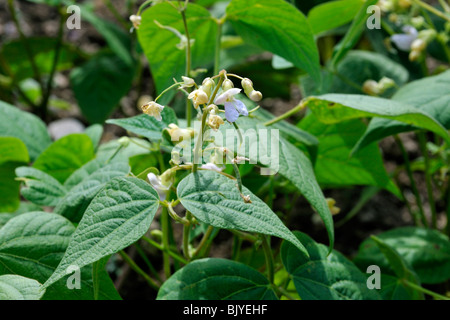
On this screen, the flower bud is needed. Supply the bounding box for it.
[129,15,141,29]
[180,76,195,89]
[410,38,426,52]
[188,88,209,109]
[241,78,254,95]
[118,136,130,147]
[222,79,234,92]
[409,49,421,61]
[362,80,381,96]
[201,77,215,97]
[249,90,262,102]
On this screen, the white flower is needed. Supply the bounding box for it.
[200,163,223,172]
[141,101,164,121]
[391,25,418,51]
[129,15,141,29]
[214,88,248,123]
[147,172,172,201]
[188,88,209,109]
[167,123,193,142]
[180,76,195,89]
[207,113,224,131]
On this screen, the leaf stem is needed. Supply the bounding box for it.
[192,225,215,258]
[412,0,450,23]
[214,19,223,75]
[141,235,188,265]
[264,101,306,126]
[418,132,438,229]
[261,235,275,284]
[160,206,172,278]
[182,211,193,260]
[180,7,192,127]
[118,250,160,290]
[403,279,450,300]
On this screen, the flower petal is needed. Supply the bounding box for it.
[234,99,248,116]
[214,88,242,105]
[224,102,240,122]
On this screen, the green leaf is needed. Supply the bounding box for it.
[281,231,381,300]
[353,227,450,284]
[0,211,120,300]
[157,258,277,300]
[177,170,307,256]
[298,114,400,196]
[43,177,160,289]
[85,124,104,150]
[0,202,41,228]
[137,2,216,103]
[0,275,44,300]
[354,70,450,152]
[302,94,450,146]
[227,0,321,84]
[370,236,424,300]
[0,100,51,161]
[70,51,136,124]
[15,167,67,207]
[54,160,131,222]
[307,0,364,36]
[212,117,334,251]
[0,137,30,212]
[106,108,178,142]
[0,37,77,82]
[33,133,95,183]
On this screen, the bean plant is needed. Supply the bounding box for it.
[0,0,450,301]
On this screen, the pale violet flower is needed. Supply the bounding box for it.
[391,25,418,51]
[147,172,171,201]
[214,88,248,123]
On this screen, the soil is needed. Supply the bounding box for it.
[1,0,446,300]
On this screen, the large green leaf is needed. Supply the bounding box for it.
[307,0,363,36]
[0,211,120,300]
[0,100,51,161]
[43,177,160,289]
[70,51,136,124]
[354,70,450,152]
[302,94,450,145]
[354,227,450,284]
[157,258,277,300]
[15,167,67,207]
[0,137,29,212]
[298,114,400,196]
[106,107,178,142]
[32,133,95,183]
[227,0,321,84]
[0,202,41,229]
[178,170,307,256]
[212,117,334,251]
[370,236,424,300]
[54,160,131,222]
[137,2,216,103]
[0,275,44,300]
[281,231,380,300]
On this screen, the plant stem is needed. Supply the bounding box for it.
[182,211,193,260]
[438,0,450,12]
[118,250,160,290]
[418,132,438,229]
[180,8,192,127]
[273,285,297,300]
[214,19,223,75]
[141,236,188,265]
[412,0,450,23]
[264,101,306,126]
[40,6,65,121]
[394,135,428,227]
[403,280,450,300]
[261,235,274,284]
[160,206,172,278]
[134,243,163,283]
[193,225,215,258]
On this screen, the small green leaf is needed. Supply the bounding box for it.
[85,124,104,150]
[177,170,307,256]
[70,51,136,124]
[302,94,450,145]
[307,0,364,36]
[0,211,120,300]
[106,108,178,142]
[43,177,160,289]
[281,231,381,300]
[15,167,67,207]
[137,2,216,103]
[0,275,44,300]
[354,227,450,284]
[32,133,95,183]
[0,100,51,161]
[157,258,277,300]
[227,0,321,84]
